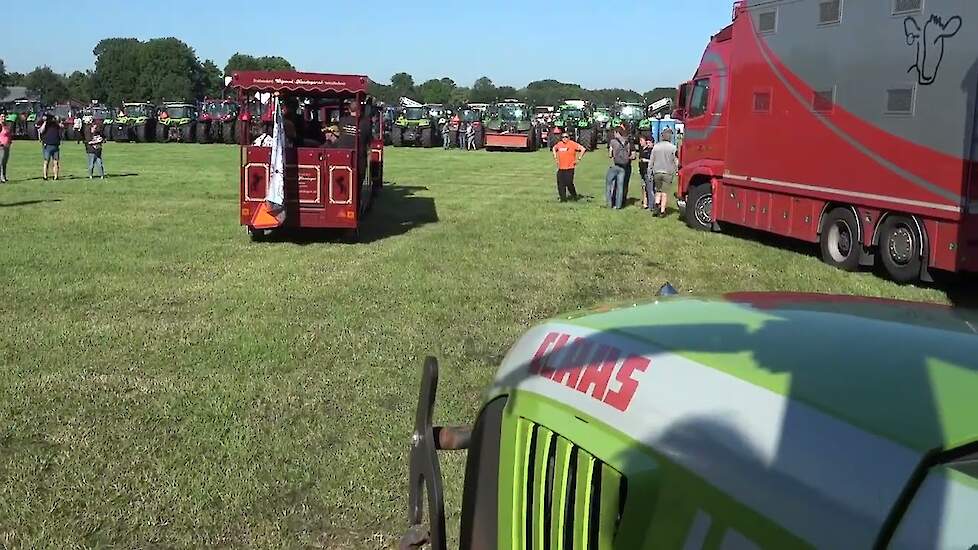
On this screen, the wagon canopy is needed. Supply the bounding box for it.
[230,71,369,94]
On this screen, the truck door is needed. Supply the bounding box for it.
[682,76,726,167]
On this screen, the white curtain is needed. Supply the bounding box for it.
[266,96,285,209]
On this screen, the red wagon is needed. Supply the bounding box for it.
[231,71,384,240]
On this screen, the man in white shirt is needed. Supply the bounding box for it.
[649,128,679,217]
[252,124,273,147]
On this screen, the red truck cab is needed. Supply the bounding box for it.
[675,1,978,283]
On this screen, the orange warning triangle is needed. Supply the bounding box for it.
[251,201,284,229]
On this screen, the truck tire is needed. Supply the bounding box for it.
[878,215,923,283]
[196,122,210,143]
[421,128,433,148]
[685,183,714,231]
[392,127,403,147]
[135,124,148,143]
[221,121,235,144]
[181,124,194,143]
[819,208,861,272]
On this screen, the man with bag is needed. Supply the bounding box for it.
[606,126,634,209]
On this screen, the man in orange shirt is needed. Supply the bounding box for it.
[551,129,586,202]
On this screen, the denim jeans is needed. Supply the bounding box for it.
[0,145,8,180]
[606,165,627,208]
[87,152,104,177]
[442,133,451,149]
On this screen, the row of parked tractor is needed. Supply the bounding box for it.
[0,98,264,145]
[384,98,680,152]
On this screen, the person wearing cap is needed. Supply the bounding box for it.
[551,129,586,202]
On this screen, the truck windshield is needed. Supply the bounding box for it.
[618,105,644,120]
[560,109,583,119]
[124,105,150,117]
[498,105,525,121]
[403,108,426,119]
[204,102,234,117]
[165,106,194,119]
[92,108,113,119]
[462,110,480,122]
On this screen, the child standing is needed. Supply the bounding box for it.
[87,123,106,179]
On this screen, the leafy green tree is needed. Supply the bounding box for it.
[92,38,143,105]
[223,53,294,75]
[66,71,94,101]
[0,59,7,99]
[135,38,204,102]
[367,79,396,103]
[6,72,25,86]
[469,76,496,103]
[24,66,70,104]
[495,86,519,100]
[643,87,676,105]
[418,77,455,104]
[389,72,416,100]
[199,60,225,98]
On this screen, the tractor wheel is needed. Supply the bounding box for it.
[196,122,210,144]
[392,127,403,147]
[685,183,714,231]
[878,215,923,283]
[547,133,558,150]
[155,124,167,143]
[27,124,38,141]
[181,124,194,143]
[221,121,235,144]
[579,129,594,151]
[134,124,148,143]
[421,128,433,148]
[113,124,126,142]
[528,132,538,152]
[475,128,485,149]
[371,161,384,192]
[819,208,861,272]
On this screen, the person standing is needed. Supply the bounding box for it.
[449,112,461,149]
[73,114,84,144]
[606,126,632,209]
[86,123,106,179]
[38,114,62,181]
[638,135,655,209]
[648,128,679,217]
[551,130,585,202]
[441,119,451,150]
[0,121,11,183]
[466,123,476,151]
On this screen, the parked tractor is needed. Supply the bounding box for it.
[382,105,397,145]
[5,100,43,139]
[238,98,274,145]
[391,106,439,148]
[610,101,645,141]
[459,106,485,149]
[594,106,612,143]
[51,104,83,141]
[113,102,157,142]
[546,101,598,151]
[82,104,116,140]
[196,99,239,144]
[156,102,198,143]
[484,100,538,152]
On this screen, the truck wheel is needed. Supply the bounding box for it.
[819,208,861,272]
[196,122,209,143]
[878,215,922,283]
[421,128,433,148]
[222,121,235,144]
[248,226,267,242]
[685,183,714,231]
[392,127,403,147]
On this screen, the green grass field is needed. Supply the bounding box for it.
[0,141,958,548]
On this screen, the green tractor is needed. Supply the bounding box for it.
[156,102,198,143]
[391,106,439,148]
[546,101,599,151]
[5,100,43,140]
[610,101,646,141]
[113,102,158,142]
[82,104,116,141]
[594,106,612,144]
[483,100,538,152]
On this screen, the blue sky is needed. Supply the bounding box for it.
[1,0,734,91]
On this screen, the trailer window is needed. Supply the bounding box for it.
[893,0,922,15]
[753,90,772,113]
[818,0,842,25]
[689,79,711,118]
[886,87,916,115]
[757,9,778,33]
[812,89,835,114]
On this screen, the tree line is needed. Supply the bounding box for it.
[1,38,674,108]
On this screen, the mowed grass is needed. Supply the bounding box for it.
[0,141,958,547]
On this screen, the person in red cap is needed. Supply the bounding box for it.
[551,128,586,202]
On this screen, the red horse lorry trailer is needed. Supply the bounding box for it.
[232,71,383,240]
[675,0,978,282]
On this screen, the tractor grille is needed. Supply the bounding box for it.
[514,418,626,549]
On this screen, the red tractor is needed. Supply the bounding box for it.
[197,99,240,144]
[232,71,384,241]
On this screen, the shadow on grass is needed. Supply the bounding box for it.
[262,183,438,245]
[0,199,62,208]
[15,173,140,182]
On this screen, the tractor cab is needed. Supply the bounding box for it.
[157,102,199,143]
[612,102,646,140]
[231,70,383,240]
[547,101,598,150]
[197,99,240,144]
[6,100,43,139]
[114,102,158,143]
